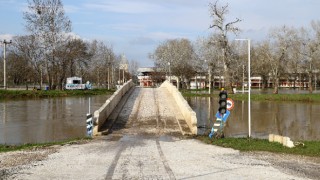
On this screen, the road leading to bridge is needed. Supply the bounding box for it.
[104,87,191,136]
[5,87,315,179]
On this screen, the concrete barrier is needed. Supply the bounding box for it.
[160,81,197,134]
[93,80,135,135]
[269,134,295,148]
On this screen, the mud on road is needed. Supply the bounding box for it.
[1,87,320,179]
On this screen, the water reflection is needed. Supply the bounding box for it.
[0,95,110,145]
[187,97,320,141]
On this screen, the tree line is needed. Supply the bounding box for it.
[151,0,320,93]
[0,0,137,90]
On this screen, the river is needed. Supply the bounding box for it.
[1,90,319,145]
[0,95,110,145]
[188,96,320,141]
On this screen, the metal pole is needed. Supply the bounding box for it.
[122,68,124,84]
[248,39,251,138]
[3,41,6,90]
[209,65,211,94]
[88,97,91,114]
[2,40,12,90]
[236,38,251,138]
[108,66,110,90]
[242,65,245,94]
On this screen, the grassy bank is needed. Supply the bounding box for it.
[197,136,320,157]
[2,136,319,158]
[0,89,115,100]
[0,138,92,153]
[181,89,320,102]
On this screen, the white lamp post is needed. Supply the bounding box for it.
[205,60,212,94]
[2,40,12,90]
[235,38,251,138]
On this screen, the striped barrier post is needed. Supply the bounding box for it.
[86,113,93,137]
[209,110,230,138]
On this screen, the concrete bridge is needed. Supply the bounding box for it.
[9,80,312,179]
[93,80,198,137]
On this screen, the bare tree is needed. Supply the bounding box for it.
[55,38,92,89]
[299,21,320,93]
[11,35,43,88]
[208,0,241,90]
[87,40,116,89]
[153,38,196,89]
[129,59,140,81]
[23,0,72,89]
[267,26,296,94]
[194,37,221,89]
[251,41,273,89]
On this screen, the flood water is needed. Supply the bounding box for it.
[0,95,110,145]
[1,89,320,145]
[188,96,320,141]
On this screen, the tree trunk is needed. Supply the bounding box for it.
[309,72,313,94]
[273,77,279,94]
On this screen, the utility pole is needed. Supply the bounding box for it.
[2,40,12,90]
[107,55,110,90]
[236,38,251,138]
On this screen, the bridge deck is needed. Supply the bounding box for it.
[100,86,191,136]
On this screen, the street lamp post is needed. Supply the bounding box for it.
[205,60,212,94]
[236,38,251,138]
[2,40,12,90]
[209,64,212,94]
[107,55,110,90]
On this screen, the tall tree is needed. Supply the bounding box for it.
[153,38,196,89]
[55,38,92,90]
[11,35,43,88]
[208,0,241,90]
[268,26,295,94]
[299,21,320,93]
[23,0,72,89]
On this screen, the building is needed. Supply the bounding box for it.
[137,67,166,87]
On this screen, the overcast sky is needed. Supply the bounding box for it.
[0,0,319,67]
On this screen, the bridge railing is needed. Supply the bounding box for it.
[93,80,135,135]
[160,80,198,134]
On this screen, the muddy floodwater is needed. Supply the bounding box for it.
[188,96,320,141]
[0,95,110,145]
[1,89,320,145]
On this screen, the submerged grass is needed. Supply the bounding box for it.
[197,136,320,157]
[0,89,115,100]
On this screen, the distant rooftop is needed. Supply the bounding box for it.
[137,67,155,72]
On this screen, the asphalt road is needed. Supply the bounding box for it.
[2,87,316,179]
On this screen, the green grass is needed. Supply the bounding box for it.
[229,93,320,102]
[181,89,320,102]
[0,138,92,153]
[197,136,320,157]
[0,89,115,100]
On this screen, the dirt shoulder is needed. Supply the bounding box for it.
[244,151,320,179]
[0,146,59,179]
[0,140,90,179]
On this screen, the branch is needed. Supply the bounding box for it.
[225,18,242,32]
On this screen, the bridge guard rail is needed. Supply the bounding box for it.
[93,80,135,135]
[160,81,198,134]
